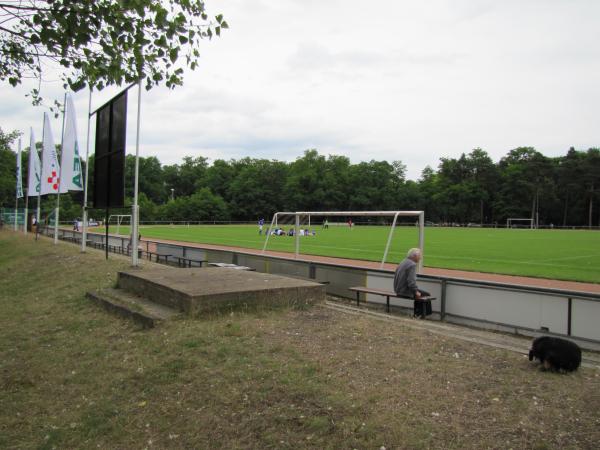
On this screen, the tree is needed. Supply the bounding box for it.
[583,148,600,227]
[432,152,493,224]
[0,1,227,103]
[137,192,157,221]
[0,127,20,206]
[416,166,439,221]
[157,187,228,221]
[556,148,584,226]
[347,160,398,212]
[124,155,164,203]
[228,158,288,220]
[204,159,237,202]
[494,147,554,224]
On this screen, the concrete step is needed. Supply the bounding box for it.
[117,269,187,311]
[86,288,180,328]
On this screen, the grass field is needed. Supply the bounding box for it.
[2,231,599,448]
[107,224,600,283]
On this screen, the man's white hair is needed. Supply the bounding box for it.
[407,247,421,258]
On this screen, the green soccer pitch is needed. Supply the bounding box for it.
[104,224,600,283]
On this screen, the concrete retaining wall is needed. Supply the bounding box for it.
[42,227,600,350]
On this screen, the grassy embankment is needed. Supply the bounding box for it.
[1,230,599,448]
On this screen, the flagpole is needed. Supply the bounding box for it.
[54,92,67,245]
[14,138,21,231]
[26,129,34,235]
[131,79,142,267]
[36,116,44,241]
[24,189,29,234]
[82,89,92,252]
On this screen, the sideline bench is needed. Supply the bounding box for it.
[349,286,436,317]
[137,250,171,264]
[172,256,208,268]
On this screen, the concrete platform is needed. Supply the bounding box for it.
[116,266,326,315]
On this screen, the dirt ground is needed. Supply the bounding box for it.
[261,304,600,449]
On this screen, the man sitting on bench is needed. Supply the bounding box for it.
[393,248,432,318]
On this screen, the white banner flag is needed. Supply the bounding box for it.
[27,128,41,197]
[40,113,60,195]
[60,94,83,192]
[16,145,23,198]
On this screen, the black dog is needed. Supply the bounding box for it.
[528,336,581,372]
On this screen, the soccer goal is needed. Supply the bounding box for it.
[263,210,425,269]
[108,214,132,235]
[506,218,534,229]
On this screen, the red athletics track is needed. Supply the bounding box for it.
[144,237,600,295]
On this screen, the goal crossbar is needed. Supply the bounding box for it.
[262,210,425,270]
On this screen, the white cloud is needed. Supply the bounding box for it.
[1,0,599,180]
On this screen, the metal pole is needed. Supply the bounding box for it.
[54,92,67,245]
[36,114,45,241]
[380,212,400,269]
[14,138,21,231]
[82,89,92,252]
[262,213,277,253]
[418,211,425,272]
[131,80,142,267]
[24,187,28,234]
[35,194,40,240]
[105,208,109,260]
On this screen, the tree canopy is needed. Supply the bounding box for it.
[0,0,227,103]
[0,126,20,206]
[1,134,599,227]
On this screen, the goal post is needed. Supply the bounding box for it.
[108,214,132,235]
[262,210,425,270]
[506,218,534,229]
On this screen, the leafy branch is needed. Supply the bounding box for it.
[0,0,228,104]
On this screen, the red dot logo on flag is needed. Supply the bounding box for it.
[48,170,59,191]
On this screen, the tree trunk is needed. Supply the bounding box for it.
[562,191,569,227]
[480,199,484,225]
[589,182,594,229]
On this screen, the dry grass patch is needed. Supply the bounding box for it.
[1,231,599,449]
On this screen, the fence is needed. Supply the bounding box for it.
[38,225,600,351]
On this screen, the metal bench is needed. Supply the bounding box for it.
[349,286,436,317]
[138,250,172,264]
[172,256,208,268]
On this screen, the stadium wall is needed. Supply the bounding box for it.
[41,227,600,351]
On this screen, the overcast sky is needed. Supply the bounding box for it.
[2,0,599,180]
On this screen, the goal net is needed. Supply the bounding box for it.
[506,218,534,229]
[263,210,425,269]
[108,214,132,235]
